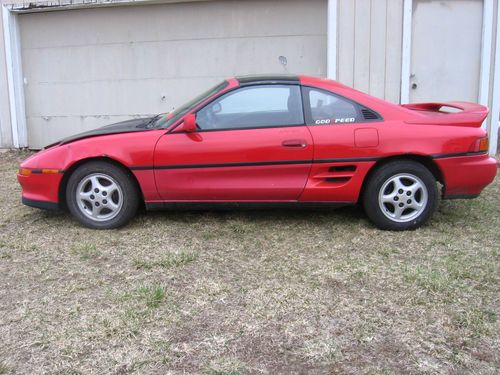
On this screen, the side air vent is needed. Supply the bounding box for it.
[325,177,351,183]
[361,108,379,120]
[329,165,356,173]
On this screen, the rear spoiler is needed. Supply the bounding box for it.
[401,101,488,127]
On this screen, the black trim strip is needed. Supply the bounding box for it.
[130,165,157,171]
[146,201,352,211]
[443,194,480,200]
[325,177,351,183]
[431,151,487,159]
[145,202,165,211]
[236,74,299,84]
[190,123,306,133]
[132,160,308,170]
[22,197,59,210]
[31,169,65,174]
[316,157,380,164]
[130,157,379,171]
[131,150,489,171]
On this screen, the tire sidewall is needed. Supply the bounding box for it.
[363,161,438,230]
[66,162,139,229]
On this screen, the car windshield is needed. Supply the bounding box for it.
[151,80,229,128]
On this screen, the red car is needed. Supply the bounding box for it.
[17,75,497,230]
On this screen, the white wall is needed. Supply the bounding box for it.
[337,0,404,103]
[0,5,13,147]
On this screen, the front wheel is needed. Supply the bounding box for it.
[362,161,438,230]
[66,161,139,229]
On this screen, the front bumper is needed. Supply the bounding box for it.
[17,172,63,209]
[435,153,498,198]
[22,197,59,210]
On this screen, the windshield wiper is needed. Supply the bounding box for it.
[143,114,162,129]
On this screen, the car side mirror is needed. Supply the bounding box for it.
[179,113,197,133]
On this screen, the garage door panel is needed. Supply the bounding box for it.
[23,44,157,83]
[20,0,327,148]
[21,0,326,49]
[24,35,326,85]
[24,35,326,118]
[25,77,225,117]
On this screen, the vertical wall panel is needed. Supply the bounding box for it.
[385,0,403,103]
[337,0,355,86]
[353,0,371,93]
[0,8,13,147]
[369,0,387,98]
[338,0,404,103]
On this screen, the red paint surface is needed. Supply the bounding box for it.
[154,126,313,200]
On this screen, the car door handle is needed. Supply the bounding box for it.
[282,139,307,148]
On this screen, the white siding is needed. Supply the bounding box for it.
[0,6,13,147]
[337,0,403,103]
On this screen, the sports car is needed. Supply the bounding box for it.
[17,75,497,230]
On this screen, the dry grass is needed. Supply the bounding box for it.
[0,150,498,374]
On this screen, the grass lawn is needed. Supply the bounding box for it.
[0,150,498,374]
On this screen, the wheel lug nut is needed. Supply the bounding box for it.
[94,188,99,193]
[407,199,411,204]
[95,202,100,207]
[394,196,399,201]
[406,191,411,196]
[90,195,95,200]
[103,199,107,204]
[399,203,404,207]
[398,189,403,194]
[102,191,107,196]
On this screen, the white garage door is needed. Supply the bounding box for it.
[19,0,327,149]
[409,0,483,103]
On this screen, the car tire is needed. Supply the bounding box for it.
[362,160,438,230]
[66,161,139,229]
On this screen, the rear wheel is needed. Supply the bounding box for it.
[66,161,139,229]
[362,161,438,230]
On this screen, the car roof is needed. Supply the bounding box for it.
[235,74,299,85]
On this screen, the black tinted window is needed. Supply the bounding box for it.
[305,88,361,125]
[196,85,304,130]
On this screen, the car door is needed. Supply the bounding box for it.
[154,84,313,201]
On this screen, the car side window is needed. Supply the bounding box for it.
[305,88,362,125]
[196,85,304,130]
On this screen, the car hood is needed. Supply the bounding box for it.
[49,116,156,147]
